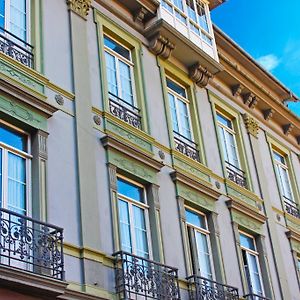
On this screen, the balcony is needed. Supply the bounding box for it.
[0,208,64,280]
[113,251,181,299]
[109,92,142,129]
[174,131,200,162]
[225,161,247,189]
[243,294,271,300]
[0,28,34,68]
[284,199,300,219]
[187,275,239,300]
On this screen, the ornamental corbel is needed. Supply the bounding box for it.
[134,7,148,23]
[189,63,213,88]
[243,113,259,138]
[283,123,294,136]
[232,84,244,97]
[66,0,91,20]
[148,33,175,59]
[249,96,259,109]
[263,108,274,121]
[243,92,255,106]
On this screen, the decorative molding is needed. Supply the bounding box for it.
[148,33,175,59]
[37,130,48,160]
[231,84,244,97]
[283,123,294,136]
[243,113,259,138]
[66,0,91,20]
[93,114,101,126]
[189,63,213,88]
[263,108,274,121]
[55,94,64,106]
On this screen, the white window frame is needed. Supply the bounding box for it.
[103,34,137,107]
[216,112,241,169]
[161,0,214,46]
[273,150,294,203]
[117,175,152,259]
[0,119,32,217]
[239,231,265,297]
[186,206,215,280]
[167,77,194,141]
[1,0,30,42]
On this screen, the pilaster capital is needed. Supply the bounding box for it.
[243,113,259,138]
[66,0,91,20]
[189,62,213,88]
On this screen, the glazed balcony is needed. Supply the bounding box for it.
[187,275,239,300]
[0,28,34,68]
[243,294,271,300]
[225,161,247,189]
[0,208,64,280]
[113,251,181,299]
[284,199,300,219]
[174,131,200,162]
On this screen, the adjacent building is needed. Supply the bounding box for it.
[0,0,300,299]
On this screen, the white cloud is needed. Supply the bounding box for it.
[256,54,280,72]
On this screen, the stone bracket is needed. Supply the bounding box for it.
[148,33,175,60]
[189,63,213,88]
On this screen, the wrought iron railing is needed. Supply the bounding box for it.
[225,161,247,188]
[284,199,300,219]
[243,293,271,300]
[113,251,181,299]
[0,28,34,68]
[173,131,200,162]
[109,92,142,129]
[187,275,239,300]
[0,208,64,280]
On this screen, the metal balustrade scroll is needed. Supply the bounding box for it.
[0,28,34,68]
[187,275,239,300]
[225,161,247,188]
[113,251,181,299]
[284,200,300,219]
[0,208,64,280]
[243,293,271,300]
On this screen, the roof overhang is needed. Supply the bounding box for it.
[209,0,226,10]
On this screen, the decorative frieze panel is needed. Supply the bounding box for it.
[66,0,91,20]
[148,33,175,59]
[243,113,259,138]
[189,63,213,88]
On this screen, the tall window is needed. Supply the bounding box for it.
[0,122,29,216]
[186,208,213,280]
[273,151,294,203]
[167,78,192,140]
[0,0,28,41]
[240,232,264,298]
[117,177,150,258]
[104,35,135,106]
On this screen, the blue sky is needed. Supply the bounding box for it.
[211,0,300,115]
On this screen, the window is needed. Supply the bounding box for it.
[167,78,193,140]
[240,232,264,298]
[0,0,29,41]
[217,112,246,188]
[0,121,30,216]
[273,151,294,203]
[186,208,214,280]
[117,177,151,258]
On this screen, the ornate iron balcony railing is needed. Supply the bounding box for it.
[244,293,271,300]
[0,28,34,68]
[173,131,200,162]
[109,92,142,129]
[113,251,181,299]
[225,161,247,188]
[284,200,300,219]
[0,208,64,280]
[187,275,239,300]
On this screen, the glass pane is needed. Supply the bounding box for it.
[117,178,143,202]
[10,0,27,41]
[273,151,285,164]
[162,0,173,13]
[226,131,239,168]
[197,1,209,32]
[248,253,263,296]
[218,127,229,162]
[168,93,179,132]
[105,51,118,96]
[118,200,132,253]
[178,100,192,139]
[7,152,26,215]
[174,0,184,11]
[0,0,5,29]
[217,113,232,129]
[0,148,2,208]
[186,0,197,22]
[133,205,149,258]
[104,35,130,60]
[119,60,134,104]
[186,209,206,229]
[196,231,213,280]
[0,124,27,152]
[167,79,186,98]
[240,233,255,251]
[280,167,293,200]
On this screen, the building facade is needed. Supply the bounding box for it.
[0,1,300,300]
